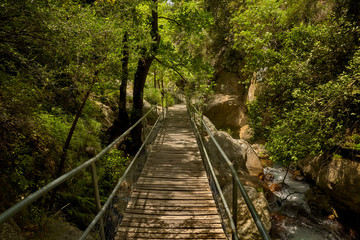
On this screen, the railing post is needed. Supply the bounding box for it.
[90,163,105,240]
[161,93,165,120]
[232,175,238,239]
[165,91,169,115]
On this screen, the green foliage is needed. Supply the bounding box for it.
[57,192,96,229]
[219,128,233,136]
[98,149,129,195]
[0,0,213,232]
[144,86,162,105]
[228,0,360,164]
[39,109,102,165]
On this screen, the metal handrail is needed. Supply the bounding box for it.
[79,113,162,240]
[0,106,158,225]
[188,103,271,240]
[188,107,239,240]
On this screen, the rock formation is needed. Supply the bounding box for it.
[200,115,271,239]
[203,70,263,140]
[299,154,360,215]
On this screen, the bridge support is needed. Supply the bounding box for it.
[90,163,105,240]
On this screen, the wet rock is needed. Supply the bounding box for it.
[269,213,296,239]
[269,183,283,192]
[263,174,274,182]
[270,212,287,223]
[305,187,333,216]
[291,170,304,181]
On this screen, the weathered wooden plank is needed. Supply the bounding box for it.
[125,205,217,211]
[120,217,222,225]
[135,179,210,185]
[139,173,207,178]
[117,227,225,234]
[115,104,226,239]
[115,238,226,240]
[127,198,216,207]
[121,213,221,220]
[130,194,214,200]
[124,208,220,215]
[134,186,210,191]
[115,232,227,239]
[119,220,222,229]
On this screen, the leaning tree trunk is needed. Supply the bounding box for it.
[49,73,97,210]
[56,75,97,178]
[129,0,160,153]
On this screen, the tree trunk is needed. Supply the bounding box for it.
[56,76,97,177]
[49,73,97,210]
[109,32,130,141]
[154,70,157,88]
[129,0,160,153]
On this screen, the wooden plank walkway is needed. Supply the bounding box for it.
[115,104,226,239]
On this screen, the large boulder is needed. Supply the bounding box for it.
[203,94,248,137]
[299,155,360,214]
[200,115,271,238]
[204,129,263,180]
[214,71,246,95]
[203,70,248,138]
[203,70,266,140]
[222,184,272,240]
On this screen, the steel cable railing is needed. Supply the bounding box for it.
[187,102,271,240]
[0,105,163,240]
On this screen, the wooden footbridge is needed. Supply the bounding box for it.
[0,103,270,240]
[116,104,226,239]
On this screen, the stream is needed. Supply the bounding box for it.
[264,165,356,240]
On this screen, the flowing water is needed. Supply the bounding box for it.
[264,165,356,240]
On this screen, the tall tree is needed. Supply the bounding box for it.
[109,31,130,141]
[129,0,160,151]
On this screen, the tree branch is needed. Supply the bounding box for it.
[158,16,184,27]
[154,57,188,84]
